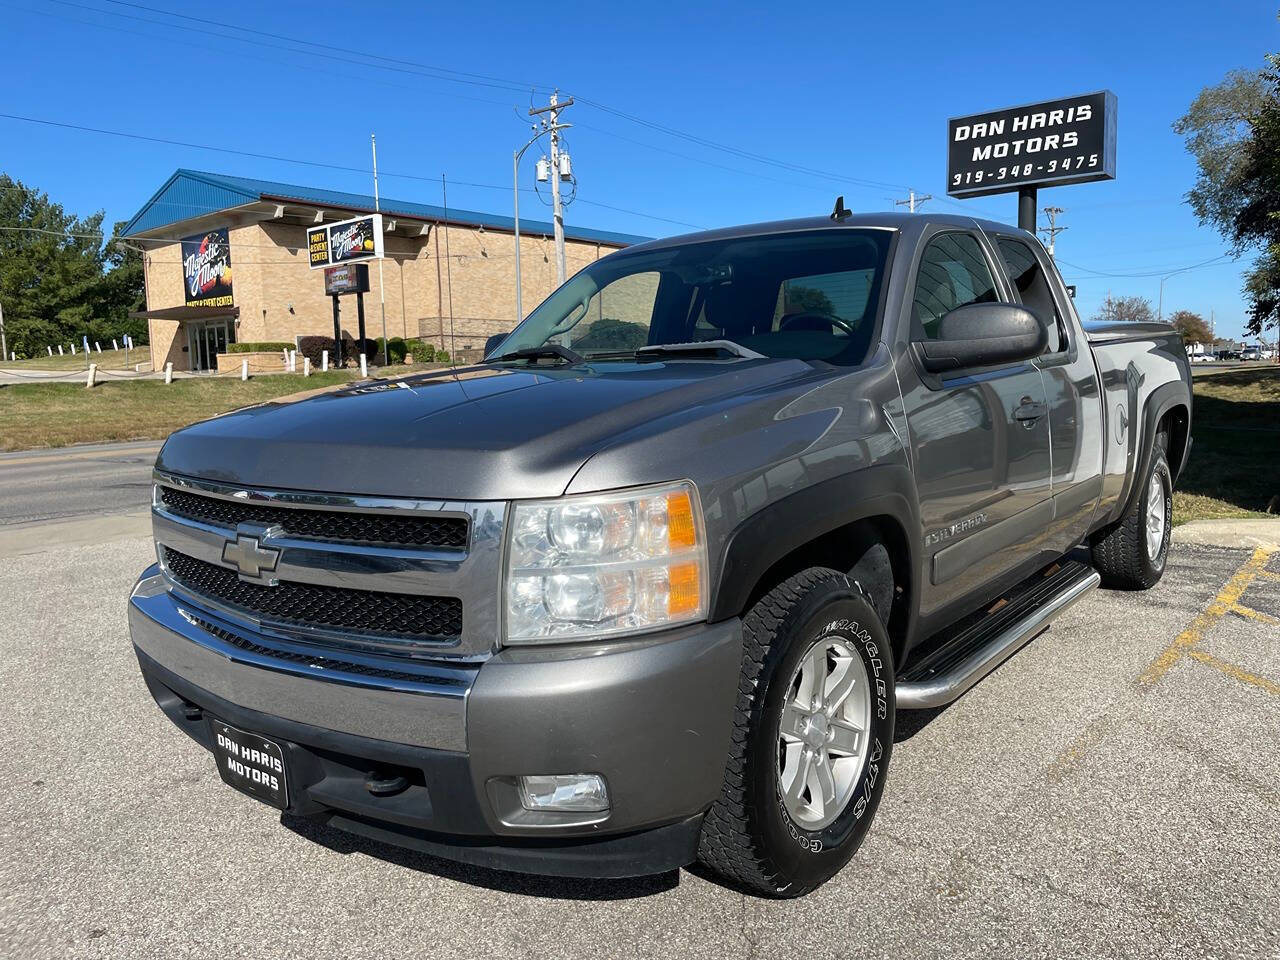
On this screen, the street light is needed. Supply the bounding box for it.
[1157,268,1193,322]
[512,129,547,325]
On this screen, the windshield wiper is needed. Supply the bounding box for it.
[634,339,765,361]
[486,344,585,365]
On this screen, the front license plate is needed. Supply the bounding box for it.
[209,720,289,810]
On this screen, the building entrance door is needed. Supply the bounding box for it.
[186,319,233,372]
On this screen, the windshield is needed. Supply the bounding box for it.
[492,229,892,365]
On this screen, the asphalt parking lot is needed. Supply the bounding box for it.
[1,529,1278,959]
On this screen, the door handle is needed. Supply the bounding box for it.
[1013,397,1047,422]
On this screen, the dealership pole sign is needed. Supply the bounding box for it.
[947,91,1116,199]
[181,227,234,307]
[308,213,384,269]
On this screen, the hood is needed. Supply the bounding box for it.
[156,360,811,500]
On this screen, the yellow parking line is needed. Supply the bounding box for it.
[1138,547,1274,687]
[1228,602,1280,626]
[1187,649,1280,696]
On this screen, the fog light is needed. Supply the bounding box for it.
[517,774,609,813]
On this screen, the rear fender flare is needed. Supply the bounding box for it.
[1118,380,1191,521]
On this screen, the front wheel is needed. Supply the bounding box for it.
[697,568,895,897]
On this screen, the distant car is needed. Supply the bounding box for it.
[1242,348,1262,361]
[1191,353,1216,363]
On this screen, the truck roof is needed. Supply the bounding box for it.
[624,211,1032,254]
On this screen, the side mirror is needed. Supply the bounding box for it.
[484,333,509,358]
[913,303,1047,373]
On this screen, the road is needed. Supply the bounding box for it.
[0,440,159,526]
[1,520,1278,959]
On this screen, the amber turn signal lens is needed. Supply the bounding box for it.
[667,561,702,616]
[666,491,697,550]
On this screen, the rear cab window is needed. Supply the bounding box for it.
[993,236,1068,354]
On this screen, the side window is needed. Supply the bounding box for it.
[772,269,876,333]
[996,238,1065,354]
[911,233,999,340]
[568,271,660,352]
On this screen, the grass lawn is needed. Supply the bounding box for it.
[0,372,357,451]
[1173,364,1280,525]
[0,347,144,372]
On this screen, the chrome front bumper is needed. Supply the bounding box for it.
[129,566,474,751]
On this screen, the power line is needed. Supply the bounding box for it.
[24,0,963,212]
[0,113,702,230]
[1056,253,1232,280]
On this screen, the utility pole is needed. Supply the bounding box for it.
[530,90,574,285]
[1040,206,1066,257]
[371,134,389,366]
[894,189,931,213]
[0,299,6,362]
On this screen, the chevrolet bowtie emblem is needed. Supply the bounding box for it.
[222,531,281,584]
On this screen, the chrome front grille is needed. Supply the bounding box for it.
[162,547,463,643]
[157,486,469,549]
[151,471,506,660]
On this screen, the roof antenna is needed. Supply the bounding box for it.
[829,196,852,222]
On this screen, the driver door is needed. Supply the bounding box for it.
[899,229,1053,617]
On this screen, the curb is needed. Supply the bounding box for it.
[1173,518,1280,551]
[0,511,151,558]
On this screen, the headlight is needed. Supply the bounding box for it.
[503,481,708,644]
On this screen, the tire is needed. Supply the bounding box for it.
[697,568,895,897]
[1091,439,1173,590]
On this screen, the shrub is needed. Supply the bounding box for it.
[296,336,330,369]
[227,341,294,354]
[435,350,451,365]
[373,337,408,364]
[404,339,434,363]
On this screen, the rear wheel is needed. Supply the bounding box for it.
[1091,438,1172,590]
[697,568,895,897]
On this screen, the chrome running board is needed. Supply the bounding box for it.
[897,561,1100,710]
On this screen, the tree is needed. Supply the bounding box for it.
[783,285,837,317]
[1168,309,1212,345]
[0,175,146,358]
[1092,295,1155,325]
[1175,49,1280,335]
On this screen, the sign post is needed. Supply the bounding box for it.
[947,91,1116,230]
[323,264,371,369]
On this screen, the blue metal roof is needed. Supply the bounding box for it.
[122,168,650,247]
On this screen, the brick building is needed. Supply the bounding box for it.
[122,169,648,371]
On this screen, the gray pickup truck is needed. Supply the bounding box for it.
[129,211,1192,897]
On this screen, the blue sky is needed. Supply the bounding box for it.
[4,0,1278,341]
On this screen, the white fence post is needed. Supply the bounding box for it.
[95,342,102,353]
[321,350,329,372]
[112,339,119,351]
[47,346,53,356]
[85,363,98,388]
[359,353,368,377]
[241,359,249,381]
[57,345,64,356]
[70,343,76,355]
[303,357,311,377]
[164,361,173,384]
